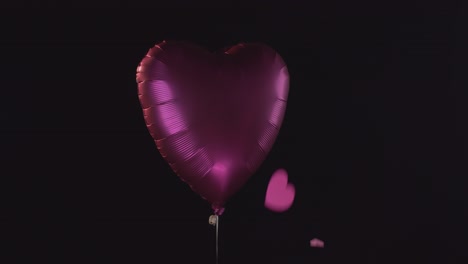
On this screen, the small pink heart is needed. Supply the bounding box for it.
[264,169,295,212]
[310,238,325,248]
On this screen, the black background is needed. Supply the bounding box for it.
[3,4,468,264]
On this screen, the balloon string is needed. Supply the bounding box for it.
[215,215,219,264]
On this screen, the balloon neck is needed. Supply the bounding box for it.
[212,205,225,216]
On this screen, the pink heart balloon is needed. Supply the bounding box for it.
[136,41,289,215]
[264,169,296,212]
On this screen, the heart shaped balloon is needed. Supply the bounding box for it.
[136,41,289,215]
[265,169,296,213]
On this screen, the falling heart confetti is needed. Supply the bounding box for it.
[310,238,325,248]
[264,168,295,212]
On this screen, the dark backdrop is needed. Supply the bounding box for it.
[3,5,467,264]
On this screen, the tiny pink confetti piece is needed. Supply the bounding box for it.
[264,169,295,213]
[310,238,325,248]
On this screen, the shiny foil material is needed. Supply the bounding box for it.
[136,41,289,215]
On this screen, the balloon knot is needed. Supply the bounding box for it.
[212,205,225,216]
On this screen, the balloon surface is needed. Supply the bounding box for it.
[136,41,289,215]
